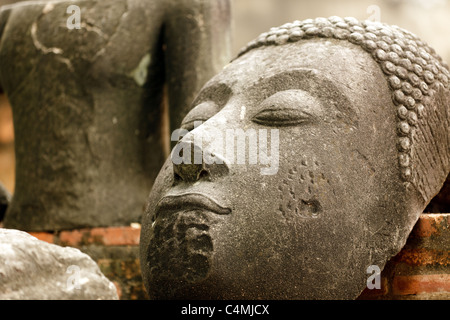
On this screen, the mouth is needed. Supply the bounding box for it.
[148,193,230,292]
[154,193,232,219]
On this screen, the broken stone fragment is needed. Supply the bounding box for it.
[0,228,118,300]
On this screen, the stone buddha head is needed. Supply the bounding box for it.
[140,17,450,299]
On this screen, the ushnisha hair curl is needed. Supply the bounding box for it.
[236,17,450,203]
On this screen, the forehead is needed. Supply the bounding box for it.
[205,38,389,99]
[194,38,396,130]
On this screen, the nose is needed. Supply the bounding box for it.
[171,140,229,182]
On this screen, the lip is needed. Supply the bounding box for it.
[155,193,232,219]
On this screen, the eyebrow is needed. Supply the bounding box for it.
[250,68,358,126]
[190,82,233,111]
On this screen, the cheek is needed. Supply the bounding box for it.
[277,156,331,220]
[147,159,175,208]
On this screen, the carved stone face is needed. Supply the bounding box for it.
[140,39,424,299]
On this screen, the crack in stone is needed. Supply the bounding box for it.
[91,1,130,62]
[79,22,106,38]
[31,21,63,55]
[30,2,74,71]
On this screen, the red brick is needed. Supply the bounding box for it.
[392,274,450,295]
[90,226,140,246]
[58,226,140,246]
[29,232,54,244]
[59,229,87,246]
[411,214,449,238]
[394,248,449,266]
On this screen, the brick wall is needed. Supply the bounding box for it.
[358,214,449,299]
[2,213,448,300]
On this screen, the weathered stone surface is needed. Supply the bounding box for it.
[28,226,147,300]
[140,17,450,299]
[0,228,118,299]
[0,0,231,231]
[29,226,148,300]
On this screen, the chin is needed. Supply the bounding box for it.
[146,209,215,299]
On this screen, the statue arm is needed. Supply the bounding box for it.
[164,0,232,132]
[0,5,12,93]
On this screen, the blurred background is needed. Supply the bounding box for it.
[231,0,450,60]
[1,0,450,194]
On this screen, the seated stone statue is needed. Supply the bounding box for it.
[0,0,231,231]
[140,17,450,299]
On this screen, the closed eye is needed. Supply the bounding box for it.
[253,108,314,126]
[251,90,321,127]
[181,118,209,131]
[180,101,219,131]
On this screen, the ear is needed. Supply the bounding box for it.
[412,85,450,205]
